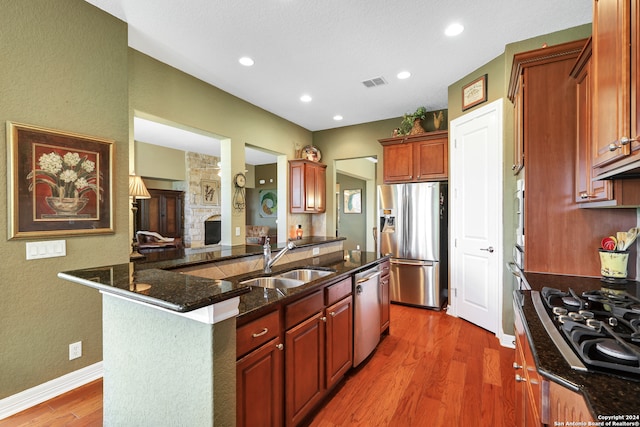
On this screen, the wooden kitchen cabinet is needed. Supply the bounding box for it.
[237,337,284,427]
[285,291,326,427]
[289,159,326,213]
[571,38,640,207]
[379,259,390,334]
[591,0,640,177]
[514,303,543,426]
[379,130,448,183]
[137,189,184,238]
[325,278,353,390]
[236,309,283,427]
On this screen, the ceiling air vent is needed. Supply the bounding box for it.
[362,76,387,88]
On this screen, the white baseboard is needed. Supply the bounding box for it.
[500,332,516,349]
[0,362,103,420]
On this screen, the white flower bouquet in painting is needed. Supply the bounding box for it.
[27,150,102,216]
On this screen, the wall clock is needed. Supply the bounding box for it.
[233,173,246,211]
[234,173,246,188]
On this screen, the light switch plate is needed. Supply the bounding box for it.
[26,240,66,260]
[313,247,320,256]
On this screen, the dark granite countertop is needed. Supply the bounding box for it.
[518,272,640,418]
[57,236,380,317]
[58,263,249,313]
[134,236,346,271]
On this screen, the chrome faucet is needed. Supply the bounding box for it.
[263,237,296,273]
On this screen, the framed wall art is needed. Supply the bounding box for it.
[201,179,220,206]
[343,189,362,214]
[259,189,277,218]
[462,74,488,111]
[7,122,114,239]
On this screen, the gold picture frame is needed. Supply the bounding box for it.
[201,179,220,206]
[7,122,114,239]
[462,74,488,111]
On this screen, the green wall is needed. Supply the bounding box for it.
[0,0,129,398]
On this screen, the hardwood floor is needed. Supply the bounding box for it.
[0,304,515,427]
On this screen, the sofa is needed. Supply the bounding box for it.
[246,225,270,245]
[136,231,182,251]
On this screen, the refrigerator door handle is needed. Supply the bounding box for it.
[390,258,435,267]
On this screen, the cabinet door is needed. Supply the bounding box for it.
[548,380,594,424]
[380,273,390,334]
[237,337,284,427]
[137,189,183,238]
[314,165,326,212]
[383,143,414,182]
[325,296,352,389]
[290,161,305,213]
[285,312,325,427]
[414,137,448,180]
[574,45,610,203]
[592,0,633,169]
[513,74,525,175]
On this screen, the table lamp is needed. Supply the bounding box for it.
[129,174,151,259]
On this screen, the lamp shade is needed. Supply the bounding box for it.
[129,175,151,199]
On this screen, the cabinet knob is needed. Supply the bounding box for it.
[515,374,527,383]
[276,343,284,351]
[329,311,336,317]
[609,136,638,151]
[320,316,327,322]
[513,362,522,370]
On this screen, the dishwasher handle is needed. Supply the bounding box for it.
[356,271,381,284]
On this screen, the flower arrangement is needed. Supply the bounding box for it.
[27,151,101,200]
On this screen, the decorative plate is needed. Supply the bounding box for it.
[302,145,322,162]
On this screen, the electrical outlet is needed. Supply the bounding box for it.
[69,341,82,360]
[312,247,320,256]
[235,227,240,236]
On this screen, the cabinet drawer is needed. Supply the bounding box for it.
[325,277,352,306]
[237,310,280,358]
[286,290,324,329]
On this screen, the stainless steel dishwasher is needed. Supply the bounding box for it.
[353,265,381,367]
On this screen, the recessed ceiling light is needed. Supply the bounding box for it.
[300,94,312,103]
[397,71,411,80]
[333,115,343,121]
[445,23,464,37]
[238,56,254,66]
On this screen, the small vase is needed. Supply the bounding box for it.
[45,196,89,216]
[409,118,425,135]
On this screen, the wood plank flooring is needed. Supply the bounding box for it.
[0,304,515,427]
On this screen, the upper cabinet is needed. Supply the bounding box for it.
[289,159,326,213]
[379,130,448,183]
[571,37,640,207]
[591,0,640,178]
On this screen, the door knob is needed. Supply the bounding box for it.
[480,246,494,253]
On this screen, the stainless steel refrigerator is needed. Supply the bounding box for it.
[378,182,448,309]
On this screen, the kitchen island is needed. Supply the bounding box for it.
[516,272,640,422]
[58,237,384,426]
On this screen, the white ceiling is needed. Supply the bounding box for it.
[90,0,592,147]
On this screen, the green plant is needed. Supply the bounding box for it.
[398,106,428,135]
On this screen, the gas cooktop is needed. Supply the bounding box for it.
[532,286,640,380]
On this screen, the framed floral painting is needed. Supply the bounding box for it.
[7,122,114,239]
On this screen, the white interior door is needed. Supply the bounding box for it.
[450,99,503,334]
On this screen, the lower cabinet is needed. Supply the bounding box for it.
[236,269,382,427]
[285,310,326,426]
[548,380,594,424]
[237,337,284,427]
[236,310,283,427]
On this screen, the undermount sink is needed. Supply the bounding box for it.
[240,277,305,289]
[275,269,333,282]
